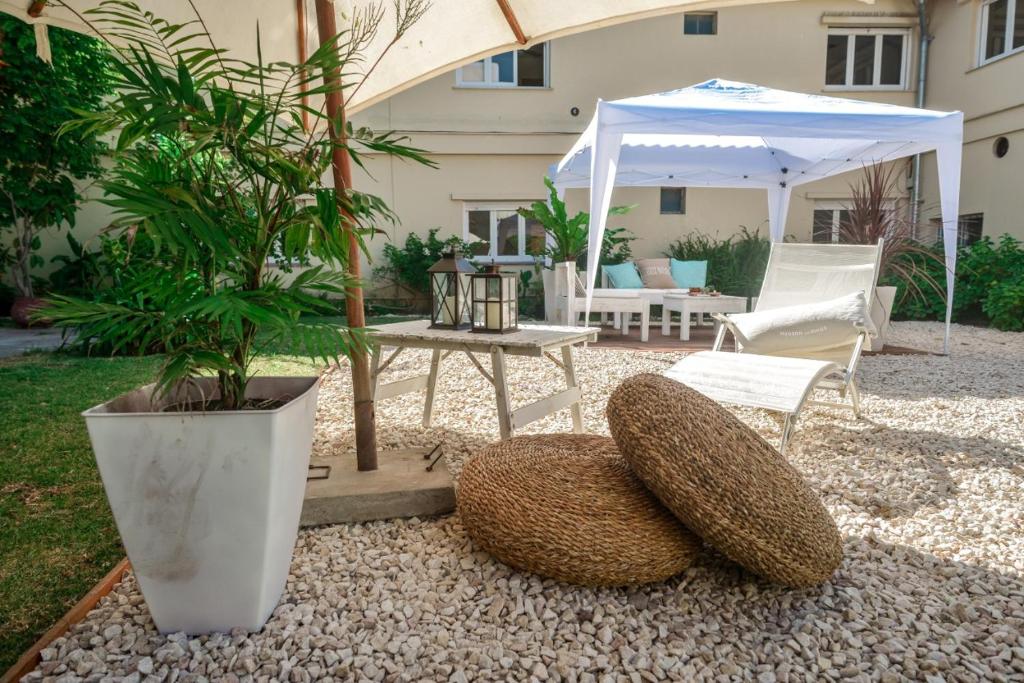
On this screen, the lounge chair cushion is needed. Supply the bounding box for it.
[607,374,843,587]
[636,258,678,289]
[604,262,645,289]
[670,259,708,289]
[728,291,876,356]
[458,434,702,587]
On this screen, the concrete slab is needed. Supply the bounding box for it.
[300,447,456,527]
[0,325,68,358]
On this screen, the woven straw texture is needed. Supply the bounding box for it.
[607,374,843,587]
[458,434,702,587]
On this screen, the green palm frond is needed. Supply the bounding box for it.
[45,0,435,409]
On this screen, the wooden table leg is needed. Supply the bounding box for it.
[490,346,513,440]
[681,306,692,341]
[369,344,382,399]
[661,308,672,336]
[422,348,442,428]
[561,345,584,433]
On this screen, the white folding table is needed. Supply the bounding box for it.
[368,321,598,440]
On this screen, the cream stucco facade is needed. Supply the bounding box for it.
[347,0,1023,276]
[16,0,1024,282]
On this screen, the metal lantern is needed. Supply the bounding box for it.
[427,248,475,330]
[470,263,518,333]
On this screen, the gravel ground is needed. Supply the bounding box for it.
[25,322,1024,682]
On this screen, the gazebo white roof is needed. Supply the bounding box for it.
[551,79,964,351]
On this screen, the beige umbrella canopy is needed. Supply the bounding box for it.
[338,0,805,113]
[0,0,805,111]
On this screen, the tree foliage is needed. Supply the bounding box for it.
[375,228,473,296]
[43,0,433,410]
[0,15,112,297]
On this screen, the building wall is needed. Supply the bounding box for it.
[917,0,1024,241]
[13,0,1024,287]
[351,0,924,274]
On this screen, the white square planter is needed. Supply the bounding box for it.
[867,286,898,352]
[83,376,319,635]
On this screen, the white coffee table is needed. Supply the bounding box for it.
[661,294,748,341]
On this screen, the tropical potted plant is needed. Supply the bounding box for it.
[517,177,635,322]
[0,14,112,327]
[840,163,944,350]
[43,1,432,634]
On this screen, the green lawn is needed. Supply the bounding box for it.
[0,315,418,671]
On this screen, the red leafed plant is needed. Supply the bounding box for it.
[839,162,946,304]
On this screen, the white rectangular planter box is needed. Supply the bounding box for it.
[83,376,319,635]
[868,286,898,352]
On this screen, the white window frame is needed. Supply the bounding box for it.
[463,203,545,263]
[683,12,717,35]
[812,202,850,244]
[455,43,549,89]
[813,199,898,243]
[979,0,1024,65]
[824,27,911,90]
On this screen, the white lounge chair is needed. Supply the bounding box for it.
[664,241,883,452]
[553,262,651,342]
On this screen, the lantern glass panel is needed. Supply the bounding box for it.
[428,248,475,329]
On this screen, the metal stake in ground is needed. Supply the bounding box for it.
[314,0,377,472]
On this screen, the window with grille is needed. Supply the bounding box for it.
[825,28,909,89]
[660,187,686,214]
[684,12,717,35]
[464,203,546,262]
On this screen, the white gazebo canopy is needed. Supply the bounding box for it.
[551,79,964,352]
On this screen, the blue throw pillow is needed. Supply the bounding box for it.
[670,259,708,289]
[604,262,644,289]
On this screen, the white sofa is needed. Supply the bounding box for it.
[550,263,652,341]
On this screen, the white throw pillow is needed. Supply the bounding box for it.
[729,291,877,356]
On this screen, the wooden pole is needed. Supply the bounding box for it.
[313,0,378,471]
[295,0,310,132]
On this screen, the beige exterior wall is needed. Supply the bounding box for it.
[351,0,925,271]
[13,0,1023,285]
[917,0,1024,241]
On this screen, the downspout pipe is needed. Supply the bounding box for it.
[910,0,931,233]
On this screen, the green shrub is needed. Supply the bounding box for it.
[374,229,473,296]
[891,234,1024,331]
[665,226,771,298]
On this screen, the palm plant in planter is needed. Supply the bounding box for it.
[518,177,636,266]
[43,1,431,634]
[517,177,635,321]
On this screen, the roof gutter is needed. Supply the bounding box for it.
[910,0,931,230]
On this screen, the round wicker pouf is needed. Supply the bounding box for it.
[457,434,702,587]
[607,374,843,587]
